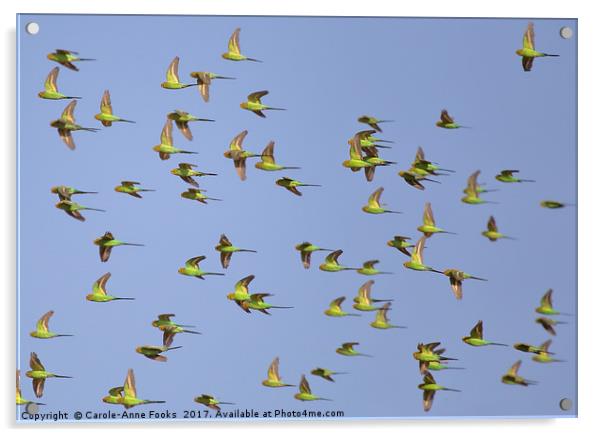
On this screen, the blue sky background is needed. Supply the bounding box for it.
[16,15,576,421]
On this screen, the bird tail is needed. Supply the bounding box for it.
[219,402,236,405]
[378,120,394,123]
[246,58,262,62]
[385,210,402,214]
[317,398,333,401]
[54,375,73,378]
[84,207,106,212]
[544,53,560,57]
[490,342,509,347]
[484,200,500,204]
[358,353,373,358]
[300,184,321,187]
[144,400,166,405]
[376,139,394,143]
[181,150,199,154]
[520,179,536,183]
[82,127,101,132]
[216,75,236,80]
[78,58,96,61]
[202,173,218,176]
[206,197,223,201]
[430,269,444,274]
[391,325,407,329]
[66,96,82,99]
[374,144,392,149]
[282,166,301,170]
[438,168,456,173]
[470,276,488,281]
[332,372,349,375]
[205,272,226,276]
[118,119,136,124]
[114,297,135,300]
[56,334,74,337]
[267,107,286,111]
[193,118,215,122]
[440,356,458,361]
[425,178,441,184]
[167,346,183,351]
[239,249,257,253]
[76,191,98,195]
[443,366,465,370]
[503,236,518,240]
[123,243,145,247]
[183,329,202,335]
[139,189,156,192]
[271,305,294,309]
[443,388,461,392]
[524,379,539,385]
[372,299,394,303]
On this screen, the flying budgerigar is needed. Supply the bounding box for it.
[324,296,360,317]
[189,71,235,102]
[171,163,217,187]
[167,110,214,141]
[536,289,569,316]
[411,146,455,176]
[370,302,405,329]
[495,169,535,183]
[26,352,72,398]
[295,242,333,269]
[294,375,331,402]
[387,236,414,257]
[357,259,392,275]
[47,49,95,71]
[86,272,135,302]
[501,360,537,386]
[50,100,99,150]
[417,202,455,237]
[398,170,440,191]
[531,340,563,363]
[357,115,393,133]
[222,28,261,62]
[403,236,442,273]
[226,275,255,303]
[319,249,357,272]
[514,339,555,356]
[38,67,81,100]
[181,188,221,204]
[362,187,400,214]
[114,181,155,199]
[262,357,294,388]
[95,90,135,126]
[342,131,376,181]
[51,185,97,201]
[29,311,73,339]
[93,231,144,262]
[241,293,293,315]
[276,177,320,196]
[153,120,198,160]
[55,200,105,222]
[310,368,347,383]
[418,371,460,412]
[336,342,372,357]
[482,216,515,241]
[151,314,201,337]
[413,342,458,375]
[362,145,396,182]
[462,320,508,347]
[240,90,285,118]
[516,22,559,72]
[135,331,182,362]
[194,394,235,411]
[462,170,495,205]
[215,234,257,269]
[161,56,195,89]
[178,255,225,280]
[224,130,260,181]
[117,369,166,409]
[442,269,487,300]
[540,200,573,209]
[353,280,393,312]
[436,109,467,129]
[535,317,566,336]
[255,141,300,171]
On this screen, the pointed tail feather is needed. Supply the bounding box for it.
[84,207,106,212]
[300,184,321,187]
[167,346,183,351]
[443,388,461,392]
[54,375,73,378]
[123,243,145,247]
[267,107,286,111]
[114,297,135,300]
[78,58,96,61]
[385,210,402,214]
[271,306,294,309]
[282,166,301,170]
[216,76,236,80]
[183,329,202,335]
[181,151,199,154]
[544,53,559,57]
[239,249,257,253]
[56,334,74,337]
[490,342,509,347]
[246,58,262,62]
[66,96,82,99]
[118,119,136,124]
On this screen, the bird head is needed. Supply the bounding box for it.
[226,293,236,301]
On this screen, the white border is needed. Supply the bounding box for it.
[3,1,597,436]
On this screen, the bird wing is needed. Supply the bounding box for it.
[523,22,535,50]
[161,120,173,146]
[228,28,241,54]
[300,250,312,269]
[179,163,196,170]
[412,236,426,264]
[261,141,276,164]
[121,181,140,187]
[470,320,484,339]
[176,121,193,141]
[230,130,248,151]
[540,339,552,353]
[368,187,384,208]
[358,280,374,303]
[415,146,425,162]
[348,135,363,161]
[45,67,59,92]
[363,259,378,269]
[56,49,76,55]
[30,352,45,371]
[234,157,247,181]
[440,109,454,124]
[325,249,343,264]
[342,342,358,350]
[423,390,435,412]
[36,310,54,334]
[58,129,75,150]
[219,234,232,247]
[108,386,124,397]
[423,371,436,385]
[375,302,391,324]
[449,276,463,300]
[236,275,255,292]
[508,360,521,377]
[466,170,481,197]
[487,216,498,232]
[158,314,175,321]
[501,169,517,177]
[163,331,175,348]
[93,272,111,296]
[522,56,534,72]
[185,255,205,268]
[124,369,137,398]
[299,375,311,394]
[330,296,346,311]
[423,202,435,226]
[61,100,77,123]
[33,378,45,398]
[267,357,281,381]
[100,90,113,115]
[166,56,181,83]
[99,245,112,262]
[248,90,268,103]
[541,289,553,309]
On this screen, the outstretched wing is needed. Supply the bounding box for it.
[299,375,311,394]
[228,28,241,55]
[123,369,137,398]
[260,141,276,164]
[466,170,481,197]
[423,202,435,226]
[541,289,553,309]
[166,56,181,83]
[185,255,206,268]
[470,320,483,339]
[267,357,281,381]
[523,22,535,50]
[100,90,113,115]
[230,130,248,151]
[248,90,268,103]
[61,100,77,123]
[45,67,59,92]
[30,352,45,371]
[487,216,498,232]
[440,109,454,124]
[161,120,173,146]
[412,236,427,264]
[508,360,522,377]
[36,310,54,334]
[93,272,111,296]
[368,187,384,208]
[358,280,374,302]
[325,249,343,264]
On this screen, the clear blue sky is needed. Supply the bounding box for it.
[17,14,576,421]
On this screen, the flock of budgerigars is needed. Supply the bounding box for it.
[18,22,574,415]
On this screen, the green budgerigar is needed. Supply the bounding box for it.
[38,67,81,100]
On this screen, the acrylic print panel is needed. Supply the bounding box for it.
[16,14,577,422]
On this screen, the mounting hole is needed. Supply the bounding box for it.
[25,22,39,35]
[559,398,573,411]
[559,26,573,39]
[25,402,39,414]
